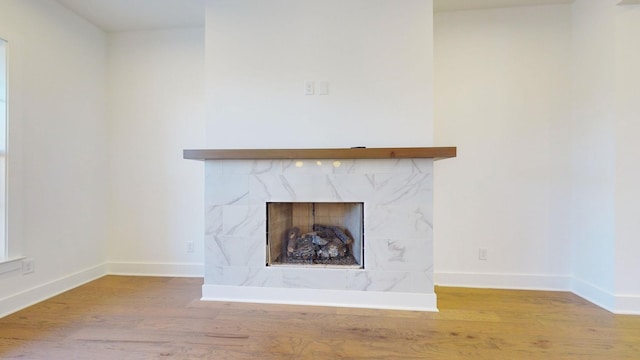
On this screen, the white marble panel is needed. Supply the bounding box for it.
[205,205,223,237]
[365,236,433,272]
[409,268,435,294]
[242,267,284,287]
[366,205,433,239]
[205,161,224,179]
[250,173,344,203]
[221,160,258,175]
[324,174,375,200]
[203,158,436,301]
[329,159,357,174]
[209,175,250,206]
[206,266,283,287]
[281,159,339,176]
[281,173,343,202]
[371,172,432,206]
[221,205,265,237]
[206,234,231,266]
[352,159,433,174]
[346,271,414,292]
[248,160,279,175]
[281,268,348,290]
[204,265,224,283]
[209,235,265,267]
[249,174,298,202]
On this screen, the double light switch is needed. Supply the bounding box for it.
[305,81,329,95]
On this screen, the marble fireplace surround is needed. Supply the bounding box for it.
[185,147,456,311]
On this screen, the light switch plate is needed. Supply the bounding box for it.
[304,81,314,95]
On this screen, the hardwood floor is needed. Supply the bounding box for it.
[1,276,639,359]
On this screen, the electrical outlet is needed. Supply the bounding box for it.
[187,242,195,253]
[317,81,329,95]
[478,248,488,261]
[22,258,35,274]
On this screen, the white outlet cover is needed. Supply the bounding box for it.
[22,258,35,274]
[317,81,329,95]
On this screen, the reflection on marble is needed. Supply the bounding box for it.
[204,158,435,297]
[365,236,433,272]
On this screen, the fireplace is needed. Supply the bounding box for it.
[267,202,364,268]
[184,147,456,311]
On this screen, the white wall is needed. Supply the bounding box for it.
[0,0,108,316]
[434,4,573,289]
[614,3,640,311]
[0,40,6,259]
[0,42,4,104]
[435,0,640,313]
[107,28,205,276]
[569,0,617,309]
[205,0,434,149]
[0,41,6,153]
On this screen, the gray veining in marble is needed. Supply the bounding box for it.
[204,158,435,295]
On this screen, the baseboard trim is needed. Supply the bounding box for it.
[615,294,640,315]
[107,262,204,278]
[202,284,438,312]
[435,271,572,291]
[0,263,108,318]
[3,265,638,317]
[437,272,640,314]
[570,277,616,312]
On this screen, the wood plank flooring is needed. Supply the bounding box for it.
[1,276,639,359]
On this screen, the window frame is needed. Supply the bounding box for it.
[0,37,7,261]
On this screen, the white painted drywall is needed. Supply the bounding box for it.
[614,4,640,301]
[569,0,617,308]
[434,4,573,289]
[205,0,434,149]
[107,28,205,274]
[435,0,640,312]
[0,40,6,260]
[0,0,108,315]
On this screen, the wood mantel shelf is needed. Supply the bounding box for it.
[183,147,456,160]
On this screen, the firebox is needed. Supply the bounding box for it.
[266,202,364,268]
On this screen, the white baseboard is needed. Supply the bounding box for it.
[570,277,615,312]
[0,263,108,318]
[437,272,640,314]
[107,262,204,277]
[0,261,203,318]
[615,294,640,315]
[202,284,438,312]
[435,271,572,291]
[3,264,638,318]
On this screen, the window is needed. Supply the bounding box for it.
[0,38,6,259]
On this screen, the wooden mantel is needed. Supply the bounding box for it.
[183,147,456,160]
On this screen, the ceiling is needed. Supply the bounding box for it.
[56,0,627,33]
[434,0,574,12]
[55,0,205,33]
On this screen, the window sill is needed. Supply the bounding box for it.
[0,257,25,275]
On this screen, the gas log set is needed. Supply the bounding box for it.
[282,224,358,265]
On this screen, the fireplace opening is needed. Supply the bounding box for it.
[267,202,364,268]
